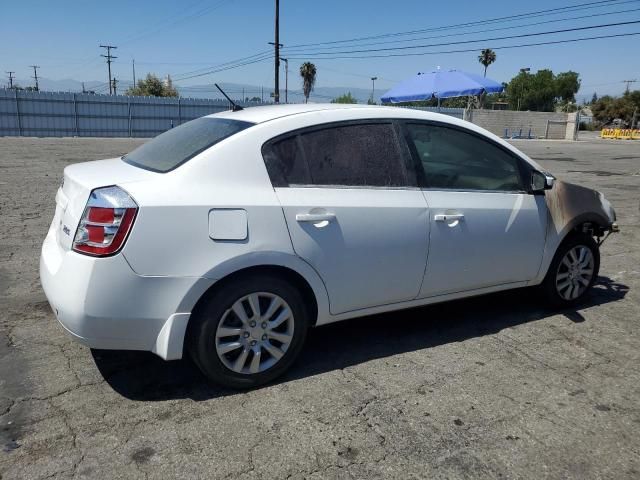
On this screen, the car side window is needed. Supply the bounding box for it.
[299,123,407,187]
[262,136,310,187]
[262,122,410,188]
[405,123,524,192]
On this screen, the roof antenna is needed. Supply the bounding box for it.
[215,83,243,111]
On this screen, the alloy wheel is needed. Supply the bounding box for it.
[555,245,595,301]
[215,292,294,374]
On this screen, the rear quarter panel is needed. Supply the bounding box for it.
[120,126,292,278]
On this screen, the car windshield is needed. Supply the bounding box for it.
[122,117,254,173]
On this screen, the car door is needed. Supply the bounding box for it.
[262,121,430,315]
[401,121,548,298]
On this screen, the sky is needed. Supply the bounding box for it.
[1,0,639,100]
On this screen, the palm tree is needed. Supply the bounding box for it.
[478,49,497,77]
[299,62,317,103]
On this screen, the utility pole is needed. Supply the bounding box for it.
[30,65,40,91]
[82,82,86,93]
[6,71,14,89]
[274,0,280,104]
[281,58,289,103]
[112,77,118,96]
[132,59,136,86]
[370,76,377,104]
[100,45,118,95]
[622,79,637,93]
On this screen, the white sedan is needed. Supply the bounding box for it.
[40,104,618,388]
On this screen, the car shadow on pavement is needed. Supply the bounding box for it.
[92,276,628,401]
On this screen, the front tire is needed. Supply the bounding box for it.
[541,233,600,307]
[187,274,309,389]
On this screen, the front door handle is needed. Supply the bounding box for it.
[296,212,336,223]
[434,213,464,222]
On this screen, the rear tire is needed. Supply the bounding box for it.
[187,274,309,389]
[540,233,600,308]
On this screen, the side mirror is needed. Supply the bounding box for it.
[531,171,555,193]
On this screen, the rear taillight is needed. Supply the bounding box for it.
[73,186,138,257]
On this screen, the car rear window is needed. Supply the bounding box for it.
[123,117,254,173]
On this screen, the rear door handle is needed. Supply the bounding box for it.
[296,212,336,223]
[434,213,464,222]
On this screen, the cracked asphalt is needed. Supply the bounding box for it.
[1,134,639,479]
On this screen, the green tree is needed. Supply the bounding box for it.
[591,92,598,104]
[331,92,358,104]
[125,73,178,97]
[478,48,497,77]
[591,91,640,126]
[505,69,580,112]
[555,71,580,103]
[299,62,317,103]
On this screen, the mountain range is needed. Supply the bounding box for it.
[6,77,379,103]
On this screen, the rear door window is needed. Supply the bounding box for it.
[123,117,254,173]
[262,122,410,188]
[301,123,407,187]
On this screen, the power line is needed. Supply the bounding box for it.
[283,0,634,49]
[171,50,272,81]
[119,0,233,46]
[310,64,399,84]
[172,53,274,82]
[30,65,40,91]
[100,45,117,95]
[55,0,230,81]
[622,79,638,92]
[284,31,640,60]
[117,0,208,45]
[282,5,640,53]
[285,20,640,57]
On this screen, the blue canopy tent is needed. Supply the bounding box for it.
[380,69,504,107]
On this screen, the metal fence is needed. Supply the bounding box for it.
[0,89,268,138]
[0,89,467,138]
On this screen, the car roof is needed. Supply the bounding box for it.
[208,103,543,171]
[208,103,442,124]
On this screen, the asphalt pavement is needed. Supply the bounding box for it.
[1,135,639,479]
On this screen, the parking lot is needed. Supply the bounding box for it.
[0,135,638,479]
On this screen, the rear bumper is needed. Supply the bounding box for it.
[39,228,211,359]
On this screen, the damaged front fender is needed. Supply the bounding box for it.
[545,180,617,239]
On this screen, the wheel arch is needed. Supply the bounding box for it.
[536,212,609,284]
[150,253,329,361]
[191,264,321,325]
[179,251,330,325]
